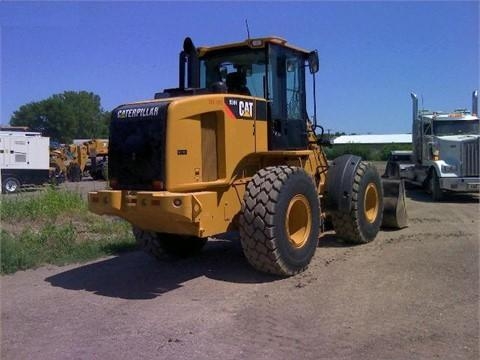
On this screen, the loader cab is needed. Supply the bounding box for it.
[197,37,318,150]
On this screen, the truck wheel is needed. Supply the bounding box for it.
[428,170,443,201]
[2,177,21,194]
[133,227,207,258]
[67,164,82,182]
[239,166,320,276]
[331,162,383,244]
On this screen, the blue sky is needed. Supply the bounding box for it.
[1,1,478,134]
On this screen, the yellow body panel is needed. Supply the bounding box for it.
[89,185,245,237]
[164,94,266,191]
[85,139,109,156]
[89,93,328,238]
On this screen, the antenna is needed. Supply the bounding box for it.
[245,19,251,39]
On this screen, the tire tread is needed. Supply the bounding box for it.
[331,161,383,244]
[239,166,319,276]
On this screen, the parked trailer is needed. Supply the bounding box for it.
[0,131,50,193]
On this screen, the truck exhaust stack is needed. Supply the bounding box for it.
[472,90,478,116]
[411,92,418,121]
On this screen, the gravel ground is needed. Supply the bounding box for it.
[1,171,479,360]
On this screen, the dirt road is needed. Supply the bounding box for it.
[1,189,479,359]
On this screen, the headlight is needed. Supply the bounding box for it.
[441,165,457,173]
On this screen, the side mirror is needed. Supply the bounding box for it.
[308,50,319,74]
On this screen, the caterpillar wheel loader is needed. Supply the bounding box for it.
[50,139,109,182]
[88,36,406,276]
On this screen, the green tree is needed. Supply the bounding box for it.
[10,91,110,143]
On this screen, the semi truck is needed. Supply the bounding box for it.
[385,91,479,200]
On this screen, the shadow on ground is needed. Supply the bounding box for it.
[46,231,354,300]
[318,233,353,248]
[45,238,282,300]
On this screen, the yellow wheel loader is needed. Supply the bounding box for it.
[50,139,109,182]
[88,36,406,276]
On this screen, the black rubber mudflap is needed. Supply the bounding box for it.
[382,179,408,229]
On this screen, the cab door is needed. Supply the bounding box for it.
[267,45,308,151]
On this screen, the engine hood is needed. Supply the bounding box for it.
[435,134,479,177]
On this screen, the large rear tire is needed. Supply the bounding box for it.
[133,227,207,259]
[239,166,320,276]
[331,161,383,244]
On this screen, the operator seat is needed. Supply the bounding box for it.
[226,72,251,96]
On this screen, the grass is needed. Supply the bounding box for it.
[1,188,136,274]
[1,186,85,220]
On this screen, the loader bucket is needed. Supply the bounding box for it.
[381,179,408,229]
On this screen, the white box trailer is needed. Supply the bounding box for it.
[0,131,50,193]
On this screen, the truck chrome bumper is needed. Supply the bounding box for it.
[439,177,480,192]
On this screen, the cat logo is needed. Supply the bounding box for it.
[239,101,254,118]
[225,97,256,119]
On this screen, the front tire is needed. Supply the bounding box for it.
[331,161,383,244]
[133,227,207,259]
[239,166,320,276]
[428,170,443,201]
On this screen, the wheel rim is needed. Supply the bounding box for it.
[6,180,18,192]
[285,194,312,248]
[364,183,379,223]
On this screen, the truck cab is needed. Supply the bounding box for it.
[392,91,480,200]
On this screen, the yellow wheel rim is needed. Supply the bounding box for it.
[364,183,379,223]
[285,194,312,248]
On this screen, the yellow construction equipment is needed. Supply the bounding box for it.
[50,139,108,182]
[88,36,406,276]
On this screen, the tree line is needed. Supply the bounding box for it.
[9,91,110,144]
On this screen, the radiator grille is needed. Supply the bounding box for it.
[109,102,168,190]
[461,138,479,177]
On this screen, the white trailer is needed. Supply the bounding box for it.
[385,91,479,200]
[0,131,50,193]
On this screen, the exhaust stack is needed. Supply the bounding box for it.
[410,92,418,121]
[179,37,200,89]
[472,90,478,116]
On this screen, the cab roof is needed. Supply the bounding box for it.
[197,36,312,57]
